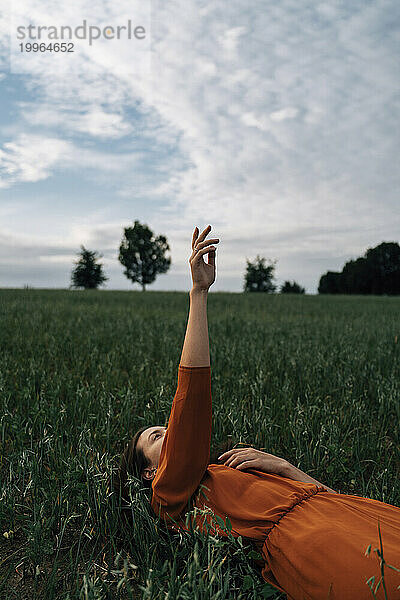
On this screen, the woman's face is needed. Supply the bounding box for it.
[137,425,167,481]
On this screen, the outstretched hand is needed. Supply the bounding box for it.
[189,225,219,291]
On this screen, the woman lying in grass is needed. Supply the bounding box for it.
[116,225,400,600]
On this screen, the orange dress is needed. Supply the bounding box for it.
[151,365,400,600]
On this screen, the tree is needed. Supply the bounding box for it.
[118,220,171,291]
[365,242,400,295]
[341,257,371,294]
[280,280,305,294]
[71,246,108,289]
[318,242,400,295]
[318,271,342,294]
[244,255,276,293]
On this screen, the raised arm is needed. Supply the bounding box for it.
[180,225,218,367]
[150,225,219,523]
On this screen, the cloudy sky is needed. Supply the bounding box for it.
[0,0,398,293]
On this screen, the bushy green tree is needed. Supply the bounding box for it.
[318,271,342,294]
[364,242,400,295]
[280,280,305,294]
[341,257,371,294]
[244,255,276,293]
[71,246,108,289]
[118,220,171,291]
[318,242,400,295]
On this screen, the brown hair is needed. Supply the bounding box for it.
[114,425,152,508]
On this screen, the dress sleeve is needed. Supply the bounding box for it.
[150,364,212,524]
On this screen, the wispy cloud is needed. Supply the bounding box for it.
[0,135,72,185]
[0,0,398,291]
[19,105,134,139]
[0,133,146,187]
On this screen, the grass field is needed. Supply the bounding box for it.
[0,289,399,599]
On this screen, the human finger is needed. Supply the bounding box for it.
[218,447,251,461]
[218,448,244,460]
[223,450,250,467]
[196,224,212,246]
[235,460,257,471]
[218,449,241,462]
[191,227,199,250]
[226,454,255,469]
[194,238,219,251]
[190,245,216,263]
[190,238,219,262]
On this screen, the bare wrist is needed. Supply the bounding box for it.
[281,462,337,493]
[190,286,209,296]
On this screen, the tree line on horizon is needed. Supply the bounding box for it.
[318,242,400,295]
[70,220,400,295]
